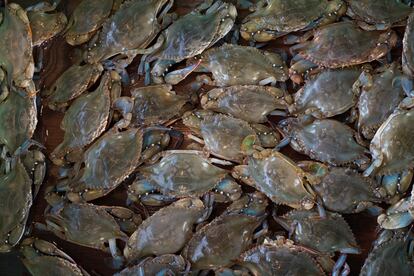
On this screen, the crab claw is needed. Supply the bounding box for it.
[164,59,202,85]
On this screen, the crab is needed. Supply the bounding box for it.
[64,0,120,46]
[360,229,414,275]
[54,127,143,202]
[116,254,189,276]
[240,0,346,42]
[403,12,414,78]
[27,1,67,47]
[0,141,46,253]
[0,2,35,94]
[182,110,280,163]
[277,116,369,168]
[200,85,290,123]
[128,150,242,206]
[275,209,360,275]
[113,84,191,128]
[85,0,174,64]
[140,1,237,85]
[376,186,414,230]
[218,236,337,276]
[124,197,211,262]
[232,149,317,210]
[354,63,407,140]
[0,79,37,156]
[189,44,288,87]
[289,68,362,119]
[289,21,398,76]
[45,63,104,111]
[50,70,122,166]
[345,0,413,30]
[363,102,414,178]
[43,202,141,265]
[299,161,384,213]
[181,192,268,271]
[20,238,89,276]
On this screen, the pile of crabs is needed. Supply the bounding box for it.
[2,0,414,275]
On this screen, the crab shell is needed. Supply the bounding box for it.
[200,85,289,123]
[345,0,413,30]
[0,3,34,91]
[86,0,173,63]
[289,68,361,118]
[137,151,239,198]
[233,150,316,210]
[403,12,414,78]
[0,87,37,154]
[196,44,288,86]
[65,0,114,46]
[116,84,188,127]
[46,63,104,111]
[0,162,33,252]
[182,213,262,270]
[184,112,263,163]
[279,117,368,167]
[45,203,140,252]
[50,71,121,165]
[239,238,326,276]
[357,63,406,140]
[150,2,237,62]
[276,210,360,255]
[124,197,205,261]
[27,3,67,46]
[365,108,414,176]
[241,0,346,42]
[300,162,384,213]
[360,230,414,276]
[20,238,89,276]
[66,128,143,202]
[115,254,188,276]
[295,21,398,68]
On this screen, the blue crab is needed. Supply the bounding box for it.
[27,1,67,47]
[182,110,280,163]
[278,116,369,168]
[232,149,317,210]
[200,85,289,123]
[50,71,122,165]
[240,0,346,42]
[289,68,361,119]
[0,2,35,94]
[124,197,210,261]
[0,141,46,252]
[182,192,268,271]
[64,0,119,46]
[20,238,89,276]
[190,44,288,87]
[345,0,413,30]
[360,229,414,275]
[86,0,174,64]
[44,202,141,264]
[354,63,407,140]
[128,150,242,206]
[56,127,144,202]
[141,1,237,85]
[45,63,104,111]
[113,84,190,128]
[290,21,398,75]
[275,209,360,276]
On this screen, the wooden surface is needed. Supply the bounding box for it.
[0,1,385,275]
